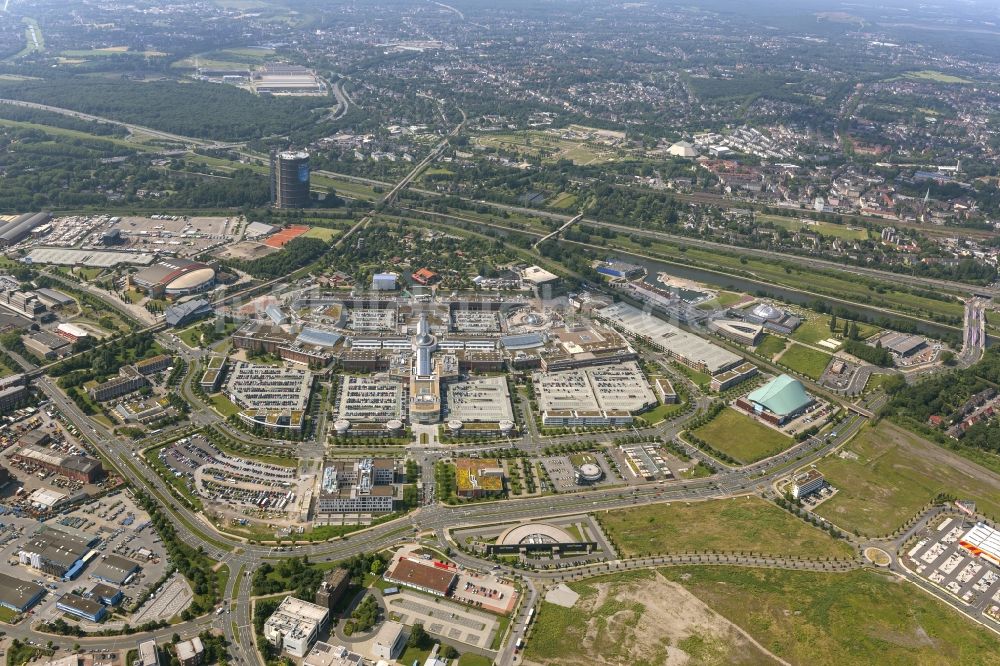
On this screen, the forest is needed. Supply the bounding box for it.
[0,77,332,141]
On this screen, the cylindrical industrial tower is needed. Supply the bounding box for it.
[271,150,311,209]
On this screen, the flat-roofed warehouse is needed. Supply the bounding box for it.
[11,444,104,483]
[597,302,741,374]
[0,571,45,612]
[445,376,514,422]
[385,557,457,597]
[90,553,140,585]
[18,527,97,578]
[26,247,156,268]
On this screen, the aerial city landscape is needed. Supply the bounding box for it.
[1,0,1000,664]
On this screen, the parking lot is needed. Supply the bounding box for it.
[903,515,1000,613]
[157,435,309,518]
[384,590,499,649]
[538,455,618,492]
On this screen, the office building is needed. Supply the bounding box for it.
[372,272,398,291]
[0,374,28,412]
[371,622,406,662]
[264,596,330,658]
[137,640,160,666]
[175,637,205,666]
[56,593,107,622]
[317,458,398,515]
[791,469,825,500]
[314,568,350,611]
[454,458,504,499]
[89,366,148,402]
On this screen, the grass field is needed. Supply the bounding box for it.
[637,400,686,424]
[691,407,794,464]
[599,496,853,558]
[661,566,1000,665]
[792,315,880,346]
[302,226,339,241]
[473,131,617,165]
[814,421,1000,536]
[904,69,973,84]
[777,343,833,380]
[758,214,869,241]
[697,290,745,310]
[210,393,241,417]
[673,363,712,391]
[549,192,579,209]
[457,654,493,666]
[754,333,787,359]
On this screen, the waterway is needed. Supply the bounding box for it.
[606,251,972,344]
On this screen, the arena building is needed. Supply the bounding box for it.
[737,374,814,425]
[132,259,216,298]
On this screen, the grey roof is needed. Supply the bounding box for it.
[501,333,545,350]
[165,299,213,327]
[90,554,139,584]
[296,327,342,348]
[0,572,45,611]
[21,527,95,569]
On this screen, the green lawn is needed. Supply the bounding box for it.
[814,421,1000,536]
[792,315,880,346]
[691,407,794,464]
[550,192,578,209]
[758,214,869,241]
[302,226,339,241]
[0,605,19,623]
[754,334,787,359]
[457,654,493,666]
[661,566,1000,665]
[209,393,241,417]
[673,363,712,390]
[777,343,832,380]
[598,496,853,559]
[636,400,686,424]
[399,646,432,665]
[904,69,973,84]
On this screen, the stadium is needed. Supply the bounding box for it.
[131,258,216,298]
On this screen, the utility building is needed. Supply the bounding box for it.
[271,151,311,209]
